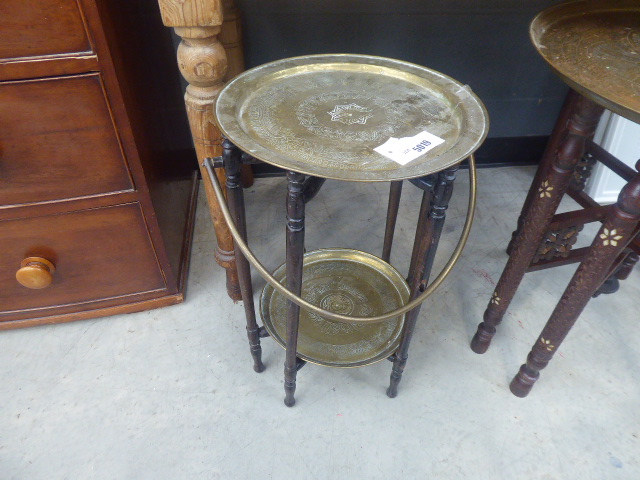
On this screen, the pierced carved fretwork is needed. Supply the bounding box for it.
[533,224,584,263]
[569,150,597,191]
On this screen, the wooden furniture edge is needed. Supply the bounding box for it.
[0,294,185,330]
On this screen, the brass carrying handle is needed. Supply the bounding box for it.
[16,257,56,289]
[205,155,477,324]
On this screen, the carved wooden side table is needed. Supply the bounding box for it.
[470,0,640,397]
[204,54,488,406]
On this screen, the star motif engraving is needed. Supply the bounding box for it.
[599,227,624,247]
[327,104,373,125]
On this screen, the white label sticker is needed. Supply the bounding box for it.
[374,131,445,165]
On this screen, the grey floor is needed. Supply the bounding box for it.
[1,166,639,479]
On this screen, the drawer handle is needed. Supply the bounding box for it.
[16,257,56,289]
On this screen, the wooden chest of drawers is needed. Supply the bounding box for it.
[0,0,198,328]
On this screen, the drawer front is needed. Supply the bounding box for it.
[0,203,166,315]
[0,74,134,207]
[0,0,91,60]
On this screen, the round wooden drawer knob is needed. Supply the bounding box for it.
[16,257,56,289]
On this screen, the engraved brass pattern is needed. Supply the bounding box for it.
[216,54,488,181]
[531,0,640,124]
[326,103,373,125]
[260,249,410,368]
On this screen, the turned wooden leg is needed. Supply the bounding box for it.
[222,139,265,373]
[387,167,457,398]
[156,0,242,300]
[511,168,640,397]
[284,171,306,407]
[471,95,604,354]
[382,181,404,263]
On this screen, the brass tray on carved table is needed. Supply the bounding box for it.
[214,55,488,369]
[260,249,410,367]
[530,0,640,123]
[216,54,488,182]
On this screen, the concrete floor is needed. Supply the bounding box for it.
[1,166,639,479]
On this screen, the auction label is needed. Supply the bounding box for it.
[374,131,445,165]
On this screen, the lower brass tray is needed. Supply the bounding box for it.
[260,248,410,368]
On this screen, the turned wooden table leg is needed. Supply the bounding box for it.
[471,95,604,354]
[284,171,306,407]
[387,167,457,398]
[382,181,404,263]
[222,140,265,373]
[156,0,242,301]
[511,167,640,397]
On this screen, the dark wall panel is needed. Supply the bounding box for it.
[236,0,569,139]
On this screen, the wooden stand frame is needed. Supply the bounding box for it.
[471,91,640,397]
[217,141,460,406]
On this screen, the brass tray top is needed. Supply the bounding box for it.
[216,54,488,182]
[531,0,640,123]
[260,248,410,368]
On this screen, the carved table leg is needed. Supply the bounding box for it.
[284,171,306,407]
[507,90,581,254]
[387,167,457,398]
[223,140,265,373]
[471,95,604,354]
[382,181,404,263]
[156,0,242,300]
[510,168,640,397]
